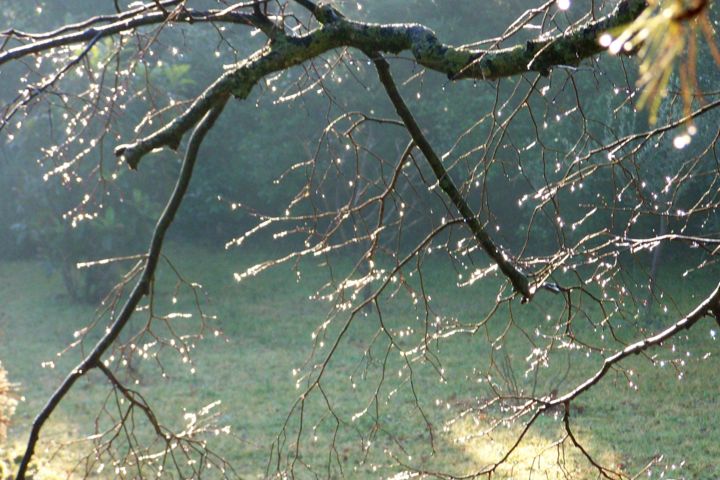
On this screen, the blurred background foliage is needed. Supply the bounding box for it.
[0,0,717,303]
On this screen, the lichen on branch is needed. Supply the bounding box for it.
[115,0,647,168]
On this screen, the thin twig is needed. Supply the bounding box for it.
[15,96,229,480]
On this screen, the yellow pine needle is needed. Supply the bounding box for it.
[602,0,716,125]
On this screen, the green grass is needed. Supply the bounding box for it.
[1,243,719,479]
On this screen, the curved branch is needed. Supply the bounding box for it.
[0,7,261,66]
[115,0,647,169]
[0,0,182,41]
[14,95,229,480]
[550,281,720,406]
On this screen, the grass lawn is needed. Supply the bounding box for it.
[1,243,718,478]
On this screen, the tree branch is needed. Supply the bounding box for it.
[550,281,720,407]
[115,0,647,170]
[97,363,164,438]
[0,7,260,66]
[14,96,229,480]
[370,52,533,300]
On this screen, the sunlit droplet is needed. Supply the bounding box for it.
[673,133,691,149]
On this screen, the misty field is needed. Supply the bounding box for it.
[1,243,718,479]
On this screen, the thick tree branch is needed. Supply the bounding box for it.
[14,96,229,480]
[0,31,102,131]
[111,0,646,168]
[370,52,533,300]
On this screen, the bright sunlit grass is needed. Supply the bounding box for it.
[447,415,621,478]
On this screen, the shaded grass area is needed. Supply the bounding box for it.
[0,243,718,478]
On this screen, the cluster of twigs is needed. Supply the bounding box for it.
[1,0,719,478]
